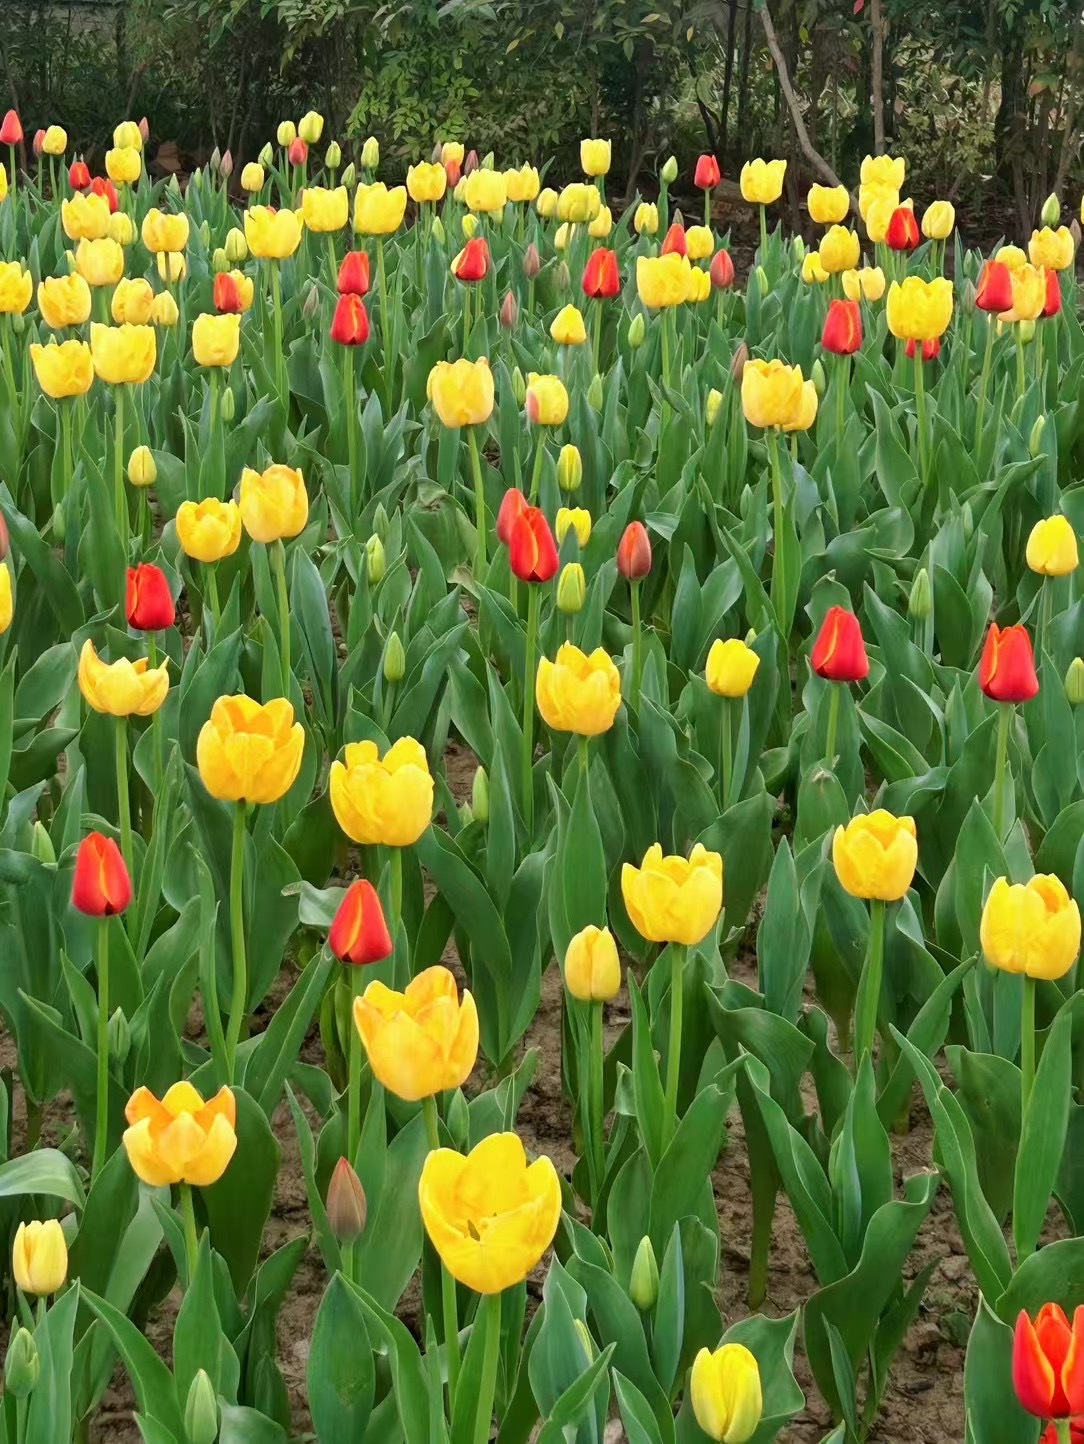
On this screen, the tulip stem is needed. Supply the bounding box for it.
[389,846,403,939]
[912,348,929,487]
[974,314,995,458]
[147,634,163,790]
[659,310,672,433]
[854,899,885,1069]
[347,965,364,1172]
[825,682,841,767]
[629,579,643,712]
[224,802,248,1084]
[1020,974,1037,1123]
[178,1182,199,1284]
[993,703,1013,839]
[462,282,471,351]
[766,429,787,634]
[467,426,487,577]
[1056,1416,1072,1443]
[273,539,291,699]
[528,434,546,503]
[663,943,686,1147]
[835,354,849,445]
[343,343,359,518]
[1016,323,1027,402]
[521,583,540,835]
[377,238,393,401]
[720,696,733,808]
[114,384,127,559]
[270,262,286,409]
[472,1292,502,1444]
[204,563,220,635]
[91,917,110,1182]
[758,205,768,265]
[592,299,602,373]
[115,718,133,883]
[1039,577,1053,663]
[422,1095,461,1410]
[589,999,605,1206]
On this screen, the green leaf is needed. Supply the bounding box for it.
[0,1147,85,1207]
[1013,993,1077,1260]
[964,1297,1041,1444]
[201,1087,280,1294]
[24,1283,79,1444]
[82,1287,186,1438]
[308,1274,375,1444]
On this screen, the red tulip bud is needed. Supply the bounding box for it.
[885,206,920,252]
[328,879,393,964]
[1044,267,1063,319]
[338,250,371,297]
[90,176,119,213]
[811,605,869,682]
[523,242,541,280]
[617,521,652,580]
[822,299,863,356]
[288,137,308,167]
[976,260,1014,313]
[0,512,10,561]
[138,117,150,143]
[68,159,91,191]
[508,506,559,583]
[710,249,735,290]
[582,248,620,299]
[661,223,687,258]
[219,149,233,178]
[497,488,528,546]
[695,154,722,190]
[330,293,370,346]
[72,832,132,916]
[464,149,479,174]
[326,1158,368,1241]
[445,157,461,187]
[32,129,46,158]
[0,110,22,147]
[451,236,490,283]
[126,564,175,632]
[213,272,246,314]
[500,290,519,329]
[979,623,1039,703]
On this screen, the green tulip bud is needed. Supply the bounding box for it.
[745,627,758,645]
[224,227,248,264]
[10,311,24,336]
[30,821,55,866]
[168,173,182,197]
[4,1328,38,1398]
[1029,414,1047,458]
[183,1370,219,1444]
[481,151,495,170]
[209,146,221,174]
[340,161,357,190]
[1019,319,1036,345]
[811,358,826,398]
[756,264,769,296]
[705,387,723,426]
[446,1088,471,1150]
[573,1319,595,1361]
[557,443,582,493]
[909,566,932,621]
[199,219,211,248]
[458,801,474,826]
[791,234,806,262]
[383,630,405,683]
[372,502,390,540]
[108,1007,130,1064]
[587,372,604,411]
[302,282,320,319]
[471,766,489,824]
[628,312,646,349]
[52,501,65,535]
[326,1157,367,1242]
[258,142,274,168]
[555,260,571,292]
[1066,657,1084,706]
[219,386,236,422]
[1042,192,1062,228]
[630,1235,659,1311]
[430,212,445,244]
[557,562,586,615]
[511,366,527,406]
[366,534,386,584]
[660,155,678,184]
[325,140,342,170]
[212,247,229,274]
[361,135,380,169]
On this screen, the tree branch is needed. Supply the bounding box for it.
[758,0,845,187]
[869,0,886,154]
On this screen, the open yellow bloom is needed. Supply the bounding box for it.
[557,183,601,223]
[407,162,447,204]
[1004,264,1047,322]
[742,358,817,431]
[690,1343,763,1443]
[922,201,955,239]
[42,125,67,156]
[863,191,901,244]
[505,164,540,203]
[192,312,241,368]
[818,225,860,275]
[419,1132,561,1293]
[621,842,724,946]
[1029,226,1075,271]
[801,251,829,285]
[441,141,465,166]
[301,185,349,232]
[832,811,917,901]
[687,225,714,261]
[526,372,569,426]
[62,191,111,241]
[123,1083,237,1187]
[1027,515,1079,577]
[177,497,242,563]
[555,506,591,547]
[90,322,156,384]
[239,463,308,543]
[580,138,611,176]
[634,201,659,235]
[78,639,168,716]
[105,146,141,185]
[197,695,304,803]
[76,238,125,288]
[428,357,494,428]
[329,737,434,847]
[551,304,587,345]
[244,205,302,259]
[886,276,953,342]
[462,169,507,214]
[980,875,1081,981]
[536,643,621,736]
[12,1221,67,1297]
[111,277,154,325]
[355,965,478,1102]
[706,638,760,698]
[740,158,786,205]
[564,925,621,1001]
[842,266,886,303]
[860,153,905,190]
[637,252,690,309]
[113,119,143,151]
[0,262,31,314]
[686,265,711,303]
[536,187,558,218]
[589,205,613,239]
[30,339,93,397]
[807,184,849,224]
[354,182,407,234]
[141,209,190,254]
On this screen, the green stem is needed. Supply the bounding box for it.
[224,802,248,1084]
[347,964,364,1170]
[720,696,733,808]
[115,718,132,880]
[462,281,471,351]
[422,1095,461,1408]
[592,299,602,372]
[767,429,786,632]
[467,426,487,576]
[630,580,643,711]
[472,1292,502,1444]
[92,917,110,1181]
[271,262,286,409]
[1039,577,1053,664]
[147,634,163,790]
[974,314,995,457]
[1035,319,1044,393]
[993,703,1013,839]
[854,899,885,1068]
[825,682,841,766]
[343,343,358,517]
[913,348,929,486]
[1056,1415,1072,1443]
[114,384,127,557]
[659,309,672,433]
[662,944,686,1147]
[758,205,768,264]
[1016,323,1026,402]
[389,845,403,932]
[60,401,73,509]
[273,539,291,698]
[204,563,220,634]
[326,233,338,293]
[589,999,605,1206]
[1020,974,1036,1123]
[377,238,393,400]
[521,583,541,835]
[528,432,546,503]
[178,1181,199,1283]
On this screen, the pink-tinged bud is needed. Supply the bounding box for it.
[523,242,541,280]
[138,117,150,143]
[32,129,46,158]
[431,140,443,163]
[288,137,308,167]
[464,149,479,174]
[500,290,519,329]
[730,342,749,383]
[219,149,233,178]
[326,1158,367,1242]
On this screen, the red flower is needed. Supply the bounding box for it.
[905,336,941,362]
[90,176,119,213]
[329,879,393,965]
[885,206,920,252]
[497,488,528,546]
[1014,1305,1084,1419]
[452,237,490,283]
[661,223,687,258]
[822,299,862,356]
[811,606,869,682]
[0,110,23,147]
[32,129,45,158]
[338,251,371,297]
[582,248,621,300]
[1044,268,1062,319]
[330,294,369,346]
[68,159,91,191]
[617,521,652,581]
[126,564,175,632]
[445,158,461,188]
[72,832,132,916]
[976,260,1014,314]
[695,154,721,190]
[213,272,247,314]
[508,507,559,583]
[710,249,735,290]
[464,150,479,174]
[288,137,308,167]
[979,623,1039,703]
[1043,1424,1084,1443]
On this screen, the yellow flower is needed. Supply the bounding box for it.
[740,158,786,205]
[589,205,613,239]
[460,213,479,240]
[76,238,125,288]
[687,225,714,260]
[157,252,187,284]
[462,169,509,214]
[122,1083,237,1187]
[637,253,691,309]
[329,737,434,847]
[801,251,829,285]
[0,163,6,204]
[685,265,711,303]
[634,201,659,235]
[1026,515,1079,577]
[407,162,447,204]
[141,209,190,254]
[61,191,111,241]
[428,357,495,428]
[241,162,265,193]
[418,1132,561,1292]
[353,181,408,233]
[298,110,324,144]
[90,322,156,384]
[580,138,611,176]
[441,141,465,166]
[0,261,32,314]
[621,842,724,946]
[113,120,143,151]
[505,164,540,203]
[127,445,156,487]
[536,643,621,736]
[557,183,601,223]
[706,388,723,426]
[301,185,349,232]
[690,1343,763,1443]
[109,213,136,247]
[922,201,955,240]
[244,205,302,259]
[42,125,67,156]
[564,925,621,1001]
[818,225,860,275]
[12,1221,67,1297]
[551,304,587,345]
[980,874,1081,981]
[526,372,569,425]
[536,187,558,218]
[997,244,1028,272]
[0,566,13,635]
[860,153,905,190]
[842,266,886,303]
[177,497,242,563]
[863,192,901,244]
[78,638,168,716]
[111,277,154,325]
[277,121,296,147]
[192,312,241,368]
[555,507,591,547]
[151,291,179,328]
[832,811,917,901]
[219,271,254,312]
[356,965,478,1102]
[741,358,818,432]
[1029,226,1075,271]
[886,276,953,342]
[197,695,304,803]
[239,463,308,543]
[30,339,93,397]
[1005,264,1047,323]
[807,184,849,225]
[706,638,760,698]
[106,146,141,185]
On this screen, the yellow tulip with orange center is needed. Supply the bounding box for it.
[536,643,621,736]
[354,964,478,1102]
[329,737,434,847]
[123,1083,237,1186]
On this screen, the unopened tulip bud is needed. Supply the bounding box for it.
[288,137,308,168]
[9,312,23,337]
[464,149,479,174]
[138,116,150,143]
[183,1370,219,1444]
[587,372,604,410]
[511,366,527,406]
[219,149,233,178]
[30,821,55,866]
[791,234,807,262]
[220,386,236,422]
[366,534,386,584]
[555,260,571,292]
[672,208,684,229]
[372,502,390,539]
[471,766,489,824]
[481,151,495,170]
[706,387,723,426]
[1073,217,1082,249]
[430,214,445,243]
[462,213,478,239]
[224,227,248,264]
[108,1007,130,1064]
[446,1088,470,1149]
[277,120,296,148]
[383,630,405,683]
[756,265,769,296]
[500,290,518,329]
[327,1157,367,1241]
[302,283,320,319]
[1029,414,1047,458]
[523,242,541,280]
[630,1235,659,1311]
[557,562,586,614]
[258,141,274,168]
[431,140,444,163]
[4,1328,38,1398]
[317,140,337,173]
[458,801,473,826]
[628,312,646,349]
[730,342,749,383]
[128,445,156,488]
[52,501,65,535]
[1067,658,1084,706]
[210,146,222,173]
[212,247,229,274]
[1019,319,1036,344]
[811,358,827,398]
[1042,193,1062,228]
[573,1319,595,1361]
[199,219,211,248]
[557,443,582,493]
[909,566,932,620]
[168,173,182,197]
[361,136,380,169]
[660,155,678,184]
[341,162,357,190]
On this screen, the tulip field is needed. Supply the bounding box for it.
[4,105,1084,1444]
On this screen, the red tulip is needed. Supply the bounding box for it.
[72,832,132,916]
[1013,1305,1084,1418]
[451,236,490,283]
[979,623,1038,703]
[508,507,559,583]
[329,879,393,965]
[811,606,869,682]
[976,260,1014,313]
[90,176,119,213]
[1044,268,1062,319]
[822,299,862,356]
[499,291,519,329]
[68,159,91,191]
[126,564,175,632]
[661,223,687,258]
[710,249,735,290]
[695,154,721,190]
[338,250,371,297]
[32,129,45,158]
[0,110,23,147]
[288,137,308,167]
[905,336,941,362]
[330,294,370,346]
[213,272,247,314]
[497,488,528,546]
[582,248,620,299]
[445,158,461,188]
[885,206,920,252]
[617,521,652,580]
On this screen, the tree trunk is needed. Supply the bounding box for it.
[736,0,754,158]
[869,0,886,154]
[720,0,739,166]
[759,1,846,188]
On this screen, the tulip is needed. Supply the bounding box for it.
[277,121,297,147]
[634,201,659,235]
[332,252,369,301]
[451,236,490,282]
[711,249,736,291]
[0,110,22,146]
[833,811,917,902]
[695,153,722,192]
[886,276,953,342]
[366,534,386,583]
[238,463,308,544]
[551,303,587,345]
[808,183,849,225]
[588,205,612,239]
[1027,515,1078,577]
[812,605,869,684]
[622,842,723,948]
[505,163,540,203]
[360,135,380,169]
[62,191,111,240]
[535,187,557,217]
[558,443,583,493]
[860,153,906,189]
[862,190,901,244]
[12,1221,67,1298]
[78,639,168,717]
[31,129,44,157]
[441,140,465,166]
[636,252,690,309]
[499,291,518,329]
[557,562,586,615]
[141,208,189,254]
[1004,264,1048,324]
[110,277,153,326]
[329,879,393,965]
[74,238,124,290]
[123,1082,237,1187]
[213,271,254,315]
[151,291,179,328]
[355,965,477,1102]
[564,924,620,1001]
[525,372,569,427]
[244,206,302,259]
[922,200,955,240]
[427,358,494,432]
[0,262,32,315]
[407,161,447,204]
[176,497,242,564]
[42,125,67,155]
[89,322,155,385]
[555,507,591,548]
[997,244,1028,269]
[662,222,688,258]
[192,312,240,368]
[329,737,434,847]
[507,506,559,584]
[30,339,93,398]
[1066,658,1084,706]
[1044,268,1062,319]
[740,157,786,205]
[885,205,920,252]
[197,694,303,808]
[630,1235,660,1311]
[704,388,722,427]
[580,138,611,177]
[617,520,652,581]
[301,185,349,232]
[802,251,829,285]
[982,875,1081,983]
[72,831,132,916]
[0,566,11,636]
[127,563,175,631]
[822,298,862,355]
[706,638,760,699]
[1030,225,1075,271]
[157,252,186,284]
[814,225,858,275]
[459,168,505,214]
[297,109,323,145]
[105,146,141,186]
[88,175,118,212]
[330,293,369,346]
[690,1344,763,1443]
[1013,1305,1084,1420]
[327,1158,367,1242]
[240,162,265,193]
[979,622,1038,704]
[741,358,818,431]
[536,643,621,736]
[68,158,91,190]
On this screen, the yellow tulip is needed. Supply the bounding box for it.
[151,291,179,328]
[1005,263,1048,322]
[551,303,587,345]
[886,276,953,342]
[997,244,1028,272]
[687,224,715,261]
[555,507,591,547]
[89,322,156,384]
[407,162,447,204]
[557,183,601,223]
[0,566,13,635]
[690,1343,763,1443]
[360,135,380,168]
[197,695,304,803]
[686,265,711,303]
[0,261,32,314]
[298,110,324,144]
[241,162,265,193]
[922,201,955,240]
[741,358,818,431]
[980,874,1081,981]
[818,225,860,275]
[807,184,849,225]
[441,141,465,166]
[110,277,154,326]
[637,252,691,309]
[460,213,479,240]
[428,357,495,428]
[113,120,143,151]
[536,644,620,736]
[1029,226,1075,272]
[621,843,724,946]
[30,339,93,398]
[61,191,111,241]
[123,1083,237,1186]
[301,185,349,232]
[706,638,760,698]
[353,181,408,233]
[42,125,67,156]
[801,251,829,285]
[0,163,7,204]
[177,497,242,563]
[842,266,886,303]
[564,925,621,1001]
[141,209,190,254]
[860,154,905,190]
[832,811,917,901]
[706,388,723,426]
[457,169,505,214]
[589,205,613,239]
[526,372,569,426]
[580,138,611,176]
[108,213,136,247]
[157,252,187,284]
[863,192,900,244]
[505,164,540,203]
[127,445,156,487]
[76,238,125,288]
[277,121,297,147]
[329,736,434,847]
[536,187,558,218]
[1027,515,1079,577]
[78,638,168,716]
[244,205,302,259]
[238,463,308,543]
[192,312,241,368]
[355,965,478,1101]
[740,158,786,205]
[554,222,570,252]
[12,1221,67,1297]
[418,1132,561,1292]
[634,201,659,235]
[105,146,141,185]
